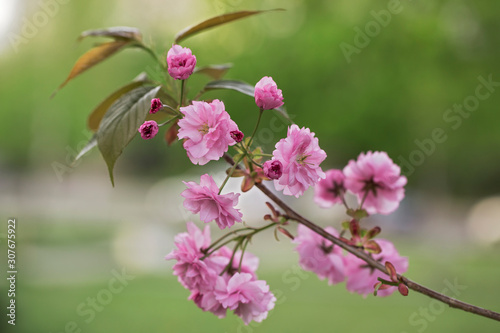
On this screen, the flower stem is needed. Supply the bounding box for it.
[238,237,250,273]
[203,228,252,257]
[179,79,186,108]
[218,154,245,195]
[158,115,181,127]
[358,190,369,210]
[247,108,264,149]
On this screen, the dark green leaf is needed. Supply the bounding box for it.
[202,80,292,123]
[97,85,161,185]
[193,63,232,80]
[87,73,150,131]
[175,9,284,44]
[73,134,97,163]
[78,26,142,42]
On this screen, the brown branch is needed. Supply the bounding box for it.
[223,153,500,322]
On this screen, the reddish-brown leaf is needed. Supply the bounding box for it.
[52,40,131,97]
[165,120,179,146]
[175,9,284,44]
[193,64,232,80]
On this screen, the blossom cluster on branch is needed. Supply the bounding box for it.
[57,11,500,325]
[143,44,411,324]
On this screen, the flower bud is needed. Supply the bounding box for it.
[230,130,244,143]
[254,76,284,110]
[167,45,197,80]
[263,160,283,180]
[138,120,159,140]
[150,98,163,114]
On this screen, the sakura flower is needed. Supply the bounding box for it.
[343,151,407,215]
[167,44,196,80]
[165,222,218,292]
[178,100,239,165]
[138,120,159,140]
[344,239,408,297]
[272,125,326,197]
[254,76,284,110]
[215,273,276,325]
[189,288,227,318]
[293,224,346,285]
[314,169,346,208]
[181,174,243,229]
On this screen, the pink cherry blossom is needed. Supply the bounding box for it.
[314,169,346,208]
[178,100,239,165]
[263,160,283,180]
[254,76,284,110]
[166,44,197,80]
[211,246,259,280]
[138,120,159,140]
[272,125,326,197]
[345,239,408,297]
[181,174,242,229]
[189,288,227,318]
[293,224,346,285]
[165,222,218,292]
[215,273,276,325]
[343,151,407,215]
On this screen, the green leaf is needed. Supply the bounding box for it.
[202,80,292,123]
[78,26,142,42]
[96,85,161,186]
[341,221,351,230]
[52,40,133,97]
[87,73,150,131]
[251,146,263,164]
[347,208,369,220]
[193,63,232,80]
[174,9,284,44]
[74,134,97,163]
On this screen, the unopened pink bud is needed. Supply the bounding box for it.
[263,160,283,180]
[150,98,163,114]
[254,76,284,110]
[167,45,197,80]
[138,120,159,140]
[230,130,244,143]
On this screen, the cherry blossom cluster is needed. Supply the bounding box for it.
[139,44,410,324]
[165,222,275,324]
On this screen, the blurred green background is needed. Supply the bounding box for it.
[1,0,500,332]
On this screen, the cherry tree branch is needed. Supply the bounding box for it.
[223,153,500,322]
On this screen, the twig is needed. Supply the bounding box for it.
[222,153,500,322]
